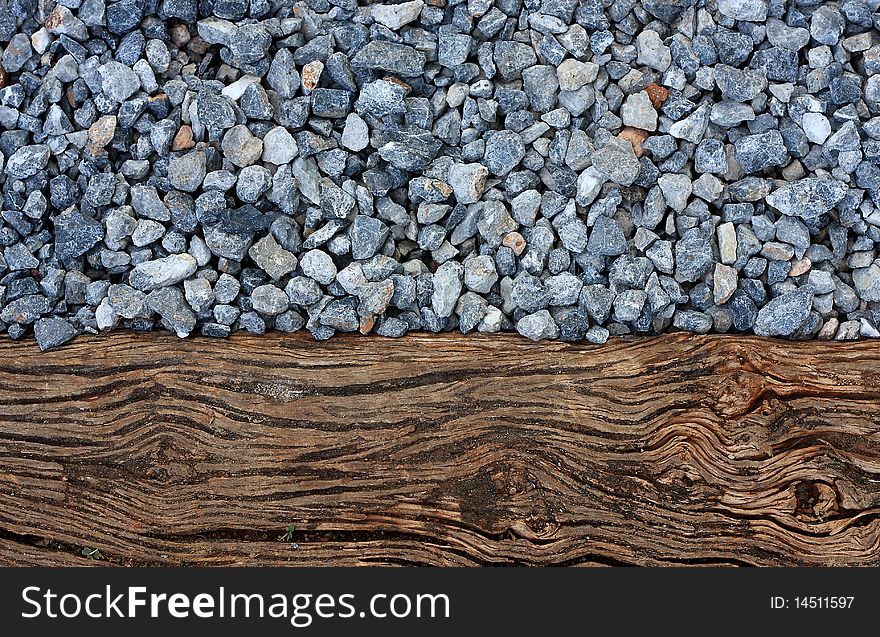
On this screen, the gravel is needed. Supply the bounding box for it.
[2,0,880,350]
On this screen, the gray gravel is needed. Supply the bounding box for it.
[2,0,880,350]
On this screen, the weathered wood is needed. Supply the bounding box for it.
[1,332,879,566]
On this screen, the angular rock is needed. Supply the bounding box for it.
[34,318,77,351]
[129,254,198,291]
[351,41,426,77]
[431,261,463,318]
[592,135,641,186]
[765,178,848,220]
[54,208,104,261]
[754,288,813,337]
[448,163,488,204]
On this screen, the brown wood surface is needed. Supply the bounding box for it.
[1,332,879,566]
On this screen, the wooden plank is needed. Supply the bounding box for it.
[0,332,879,566]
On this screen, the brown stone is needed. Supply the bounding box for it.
[0,63,6,89]
[171,125,195,151]
[88,115,117,148]
[188,37,211,55]
[502,231,526,256]
[359,315,376,335]
[818,318,839,340]
[170,24,191,47]
[618,126,649,157]
[645,83,669,109]
[302,60,324,91]
[385,76,411,92]
[789,257,812,277]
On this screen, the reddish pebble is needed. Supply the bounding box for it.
[645,83,669,109]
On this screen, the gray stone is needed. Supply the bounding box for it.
[145,287,197,337]
[107,284,145,318]
[801,113,832,145]
[300,249,337,285]
[286,276,323,306]
[675,230,714,283]
[197,91,236,131]
[713,263,738,304]
[636,30,671,71]
[431,261,463,318]
[852,264,880,302]
[484,130,526,176]
[214,274,241,304]
[448,163,488,204]
[236,165,272,203]
[765,178,848,220]
[694,139,728,174]
[266,48,300,98]
[511,273,549,312]
[169,151,206,192]
[248,234,298,280]
[811,5,845,46]
[557,217,589,252]
[621,91,657,131]
[4,243,39,271]
[673,309,713,333]
[341,113,370,152]
[754,287,814,336]
[585,325,610,344]
[657,174,692,212]
[734,131,789,173]
[587,215,627,256]
[131,219,165,247]
[359,280,395,316]
[592,135,641,186]
[311,88,352,119]
[463,254,498,293]
[86,174,118,207]
[351,41,426,77]
[98,61,141,103]
[438,27,472,68]
[130,185,171,221]
[54,208,104,261]
[354,80,407,118]
[477,201,518,246]
[556,59,599,92]
[251,284,290,315]
[717,0,768,21]
[6,145,50,179]
[34,318,77,351]
[221,125,263,167]
[371,0,424,30]
[546,272,582,306]
[204,227,254,261]
[511,190,542,226]
[2,33,32,72]
[129,254,198,291]
[262,127,298,165]
[516,310,559,340]
[494,41,538,80]
[579,284,614,324]
[715,65,767,102]
[522,65,559,113]
[349,215,389,260]
[0,295,51,325]
[576,166,606,205]
[710,101,755,128]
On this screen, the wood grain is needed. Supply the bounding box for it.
[1,332,879,566]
